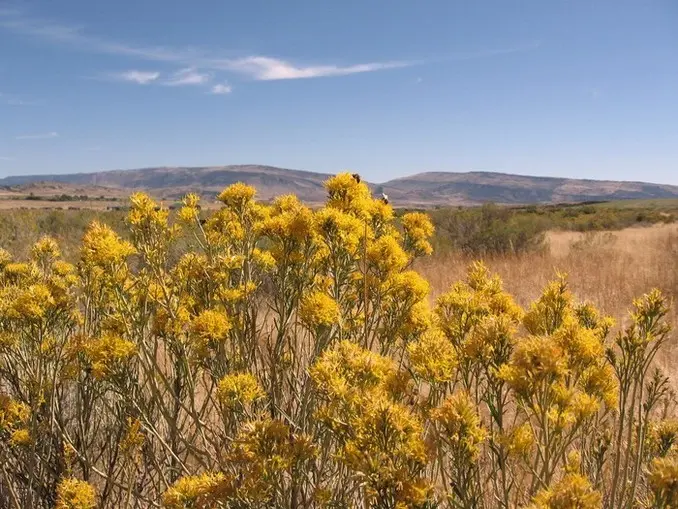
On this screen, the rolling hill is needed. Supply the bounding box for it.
[1,165,677,206]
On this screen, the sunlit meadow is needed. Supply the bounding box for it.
[0,174,677,508]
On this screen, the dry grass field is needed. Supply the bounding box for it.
[418,222,678,377]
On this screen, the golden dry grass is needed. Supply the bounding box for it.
[418,223,678,375]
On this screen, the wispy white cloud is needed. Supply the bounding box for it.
[0,156,15,161]
[210,56,411,80]
[110,70,160,84]
[165,68,210,86]
[0,8,540,86]
[0,9,417,82]
[15,131,58,140]
[211,83,232,95]
[85,146,102,151]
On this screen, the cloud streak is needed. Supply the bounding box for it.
[0,9,416,81]
[165,68,210,86]
[15,131,58,140]
[211,83,232,95]
[0,8,540,85]
[110,70,160,84]
[0,156,15,161]
[211,56,412,80]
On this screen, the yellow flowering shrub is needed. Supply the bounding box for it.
[401,211,435,256]
[0,174,673,509]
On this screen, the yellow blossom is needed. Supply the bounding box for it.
[10,427,31,446]
[217,372,264,408]
[407,329,457,384]
[83,333,137,380]
[178,193,201,223]
[119,418,145,463]
[523,275,572,336]
[367,234,409,274]
[189,309,231,357]
[217,182,256,208]
[31,235,61,261]
[204,208,245,243]
[647,420,678,458]
[530,473,602,509]
[0,248,11,268]
[324,172,373,218]
[55,478,97,509]
[382,271,430,304]
[81,222,136,267]
[9,284,55,320]
[127,192,170,229]
[506,422,534,457]
[401,212,434,256]
[299,291,340,329]
[315,206,364,256]
[433,391,487,460]
[0,395,30,436]
[649,456,678,507]
[499,336,567,398]
[163,472,226,508]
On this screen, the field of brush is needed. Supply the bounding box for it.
[1,184,677,508]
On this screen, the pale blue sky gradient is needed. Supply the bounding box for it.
[1,1,678,184]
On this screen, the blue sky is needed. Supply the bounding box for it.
[1,1,678,184]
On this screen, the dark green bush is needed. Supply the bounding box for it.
[428,204,547,256]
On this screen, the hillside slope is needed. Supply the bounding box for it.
[0,165,332,202]
[2,166,677,206]
[380,171,678,206]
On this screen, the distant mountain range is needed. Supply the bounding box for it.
[1,165,677,206]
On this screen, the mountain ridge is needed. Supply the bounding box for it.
[1,165,677,206]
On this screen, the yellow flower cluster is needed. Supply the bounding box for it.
[340,397,431,507]
[163,472,226,509]
[401,211,434,256]
[433,391,487,460]
[646,420,678,458]
[82,333,137,380]
[189,309,232,357]
[311,340,431,506]
[217,372,264,409]
[55,477,97,509]
[81,221,136,268]
[529,473,602,509]
[407,329,457,385]
[0,394,29,443]
[649,456,678,507]
[119,417,145,464]
[299,291,340,329]
[217,182,256,208]
[324,172,373,219]
[161,419,317,506]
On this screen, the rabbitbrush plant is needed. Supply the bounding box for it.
[0,173,675,508]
